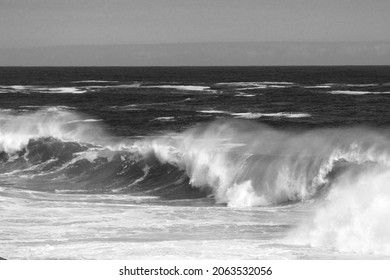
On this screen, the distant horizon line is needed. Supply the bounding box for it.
[1,65,390,68]
[2,40,390,50]
[2,41,390,66]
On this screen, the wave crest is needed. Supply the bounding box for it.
[0,107,106,154]
[135,119,390,207]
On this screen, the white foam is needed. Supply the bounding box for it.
[231,112,311,119]
[217,82,266,88]
[198,110,230,114]
[65,119,103,124]
[303,85,332,89]
[216,81,295,91]
[235,93,255,97]
[153,117,175,121]
[331,90,390,95]
[86,83,140,89]
[38,87,87,94]
[108,105,144,111]
[0,85,31,93]
[7,85,28,90]
[346,84,378,87]
[267,85,287,88]
[231,113,264,119]
[72,80,119,83]
[288,168,390,255]
[260,81,294,85]
[145,85,210,91]
[216,82,255,86]
[240,86,268,90]
[1,85,87,94]
[331,90,371,95]
[217,81,293,86]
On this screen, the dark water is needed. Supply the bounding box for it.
[1,66,390,259]
[1,66,390,135]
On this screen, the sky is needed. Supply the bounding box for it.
[1,0,390,65]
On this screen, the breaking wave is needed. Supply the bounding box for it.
[1,108,389,203]
[3,108,390,253]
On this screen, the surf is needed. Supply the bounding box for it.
[2,108,390,206]
[2,106,390,255]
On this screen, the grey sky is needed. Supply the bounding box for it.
[1,0,390,65]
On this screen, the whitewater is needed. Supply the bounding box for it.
[1,66,390,259]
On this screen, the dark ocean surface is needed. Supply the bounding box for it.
[1,66,390,259]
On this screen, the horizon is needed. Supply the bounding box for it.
[1,41,390,67]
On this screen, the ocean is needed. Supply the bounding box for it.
[1,66,390,259]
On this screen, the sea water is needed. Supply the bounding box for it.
[1,66,390,259]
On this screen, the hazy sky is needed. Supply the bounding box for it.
[1,0,390,65]
[1,0,390,48]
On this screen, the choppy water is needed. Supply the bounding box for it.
[1,66,390,259]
